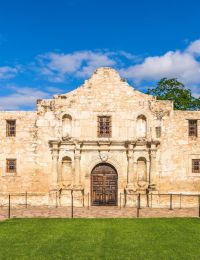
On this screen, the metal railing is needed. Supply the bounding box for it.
[1,192,200,219]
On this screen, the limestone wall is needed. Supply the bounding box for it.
[159,110,200,193]
[0,112,40,193]
[0,67,200,207]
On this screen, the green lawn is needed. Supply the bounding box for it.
[0,218,200,260]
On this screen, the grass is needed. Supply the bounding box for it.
[0,218,200,259]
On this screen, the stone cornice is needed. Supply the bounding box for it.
[51,138,160,152]
[48,140,61,154]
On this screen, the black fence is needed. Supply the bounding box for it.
[0,192,200,219]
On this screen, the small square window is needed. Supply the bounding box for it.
[189,120,197,137]
[156,127,161,138]
[192,159,200,173]
[6,159,17,174]
[6,120,16,137]
[97,116,111,138]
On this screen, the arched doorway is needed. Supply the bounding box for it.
[91,163,118,206]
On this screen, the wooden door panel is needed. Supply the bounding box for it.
[91,164,117,206]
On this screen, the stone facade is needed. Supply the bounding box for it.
[0,67,200,206]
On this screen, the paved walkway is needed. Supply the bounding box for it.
[0,206,199,219]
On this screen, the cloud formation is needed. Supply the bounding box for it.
[120,45,200,86]
[186,39,200,56]
[35,50,141,82]
[0,86,50,110]
[1,39,200,110]
[35,40,200,98]
[118,40,200,98]
[0,66,20,80]
[36,51,117,82]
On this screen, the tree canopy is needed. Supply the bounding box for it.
[146,78,200,110]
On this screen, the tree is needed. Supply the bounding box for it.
[146,78,200,110]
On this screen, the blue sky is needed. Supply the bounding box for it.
[0,0,200,110]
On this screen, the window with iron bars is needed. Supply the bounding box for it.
[97,116,112,138]
[192,159,200,173]
[6,120,16,137]
[188,120,197,137]
[6,159,17,174]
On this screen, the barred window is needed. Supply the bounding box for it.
[6,159,17,174]
[6,120,16,137]
[192,159,200,173]
[156,127,161,138]
[97,116,111,138]
[189,120,197,137]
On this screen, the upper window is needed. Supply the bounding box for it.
[188,120,197,137]
[6,120,16,137]
[62,114,72,138]
[192,159,200,173]
[156,127,161,138]
[97,116,111,138]
[136,115,147,138]
[6,159,17,174]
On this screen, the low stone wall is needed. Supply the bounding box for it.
[121,193,200,208]
[0,192,199,209]
[0,193,48,207]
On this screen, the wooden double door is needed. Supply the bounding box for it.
[91,163,118,206]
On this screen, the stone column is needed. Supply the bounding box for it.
[58,162,62,183]
[72,143,83,207]
[126,144,136,207]
[146,160,150,183]
[132,147,137,183]
[150,144,157,186]
[74,144,81,187]
[133,161,137,183]
[49,140,60,189]
[127,144,135,187]
[127,154,133,185]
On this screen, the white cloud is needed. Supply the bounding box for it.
[46,86,63,93]
[36,41,200,97]
[118,51,141,62]
[120,50,200,84]
[118,39,200,97]
[36,51,116,82]
[1,38,199,110]
[0,66,19,80]
[0,86,50,110]
[186,39,200,56]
